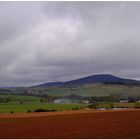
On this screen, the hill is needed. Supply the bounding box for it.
[34,82,63,87]
[33,74,140,87]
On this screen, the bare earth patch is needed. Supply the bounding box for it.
[0,109,140,139]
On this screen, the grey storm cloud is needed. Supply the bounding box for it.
[0,1,140,86]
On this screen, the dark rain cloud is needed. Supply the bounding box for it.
[0,1,140,86]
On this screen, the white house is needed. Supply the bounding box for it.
[54,99,72,104]
[120,100,129,103]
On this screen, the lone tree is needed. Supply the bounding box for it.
[88,101,99,109]
[109,102,114,108]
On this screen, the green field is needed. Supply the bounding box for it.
[0,94,87,113]
[43,84,140,97]
[98,102,135,108]
[0,84,140,113]
[0,94,41,102]
[0,102,87,113]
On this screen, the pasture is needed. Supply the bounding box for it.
[0,94,40,102]
[0,102,86,113]
[43,84,140,97]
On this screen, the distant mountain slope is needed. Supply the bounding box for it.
[65,74,140,85]
[33,74,140,87]
[33,82,63,87]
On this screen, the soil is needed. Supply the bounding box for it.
[0,109,140,139]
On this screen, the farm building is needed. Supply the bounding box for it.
[54,99,72,104]
[120,100,129,103]
[81,100,90,104]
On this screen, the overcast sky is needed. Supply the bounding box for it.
[1,1,140,87]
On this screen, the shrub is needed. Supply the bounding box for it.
[72,107,79,110]
[134,102,140,108]
[27,110,31,113]
[19,101,23,104]
[87,102,98,109]
[109,102,114,108]
[11,111,14,114]
[75,107,79,110]
[34,108,47,112]
[34,108,56,112]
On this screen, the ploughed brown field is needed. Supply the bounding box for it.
[0,109,140,139]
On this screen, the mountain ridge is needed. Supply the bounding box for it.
[33,74,140,87]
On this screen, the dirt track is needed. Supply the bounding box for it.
[0,109,140,139]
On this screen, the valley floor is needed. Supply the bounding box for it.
[0,109,140,138]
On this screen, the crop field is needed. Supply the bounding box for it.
[0,102,87,113]
[0,85,140,113]
[114,102,135,108]
[97,102,135,108]
[43,84,140,97]
[0,94,86,113]
[0,93,137,113]
[0,94,41,102]
[0,109,140,139]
